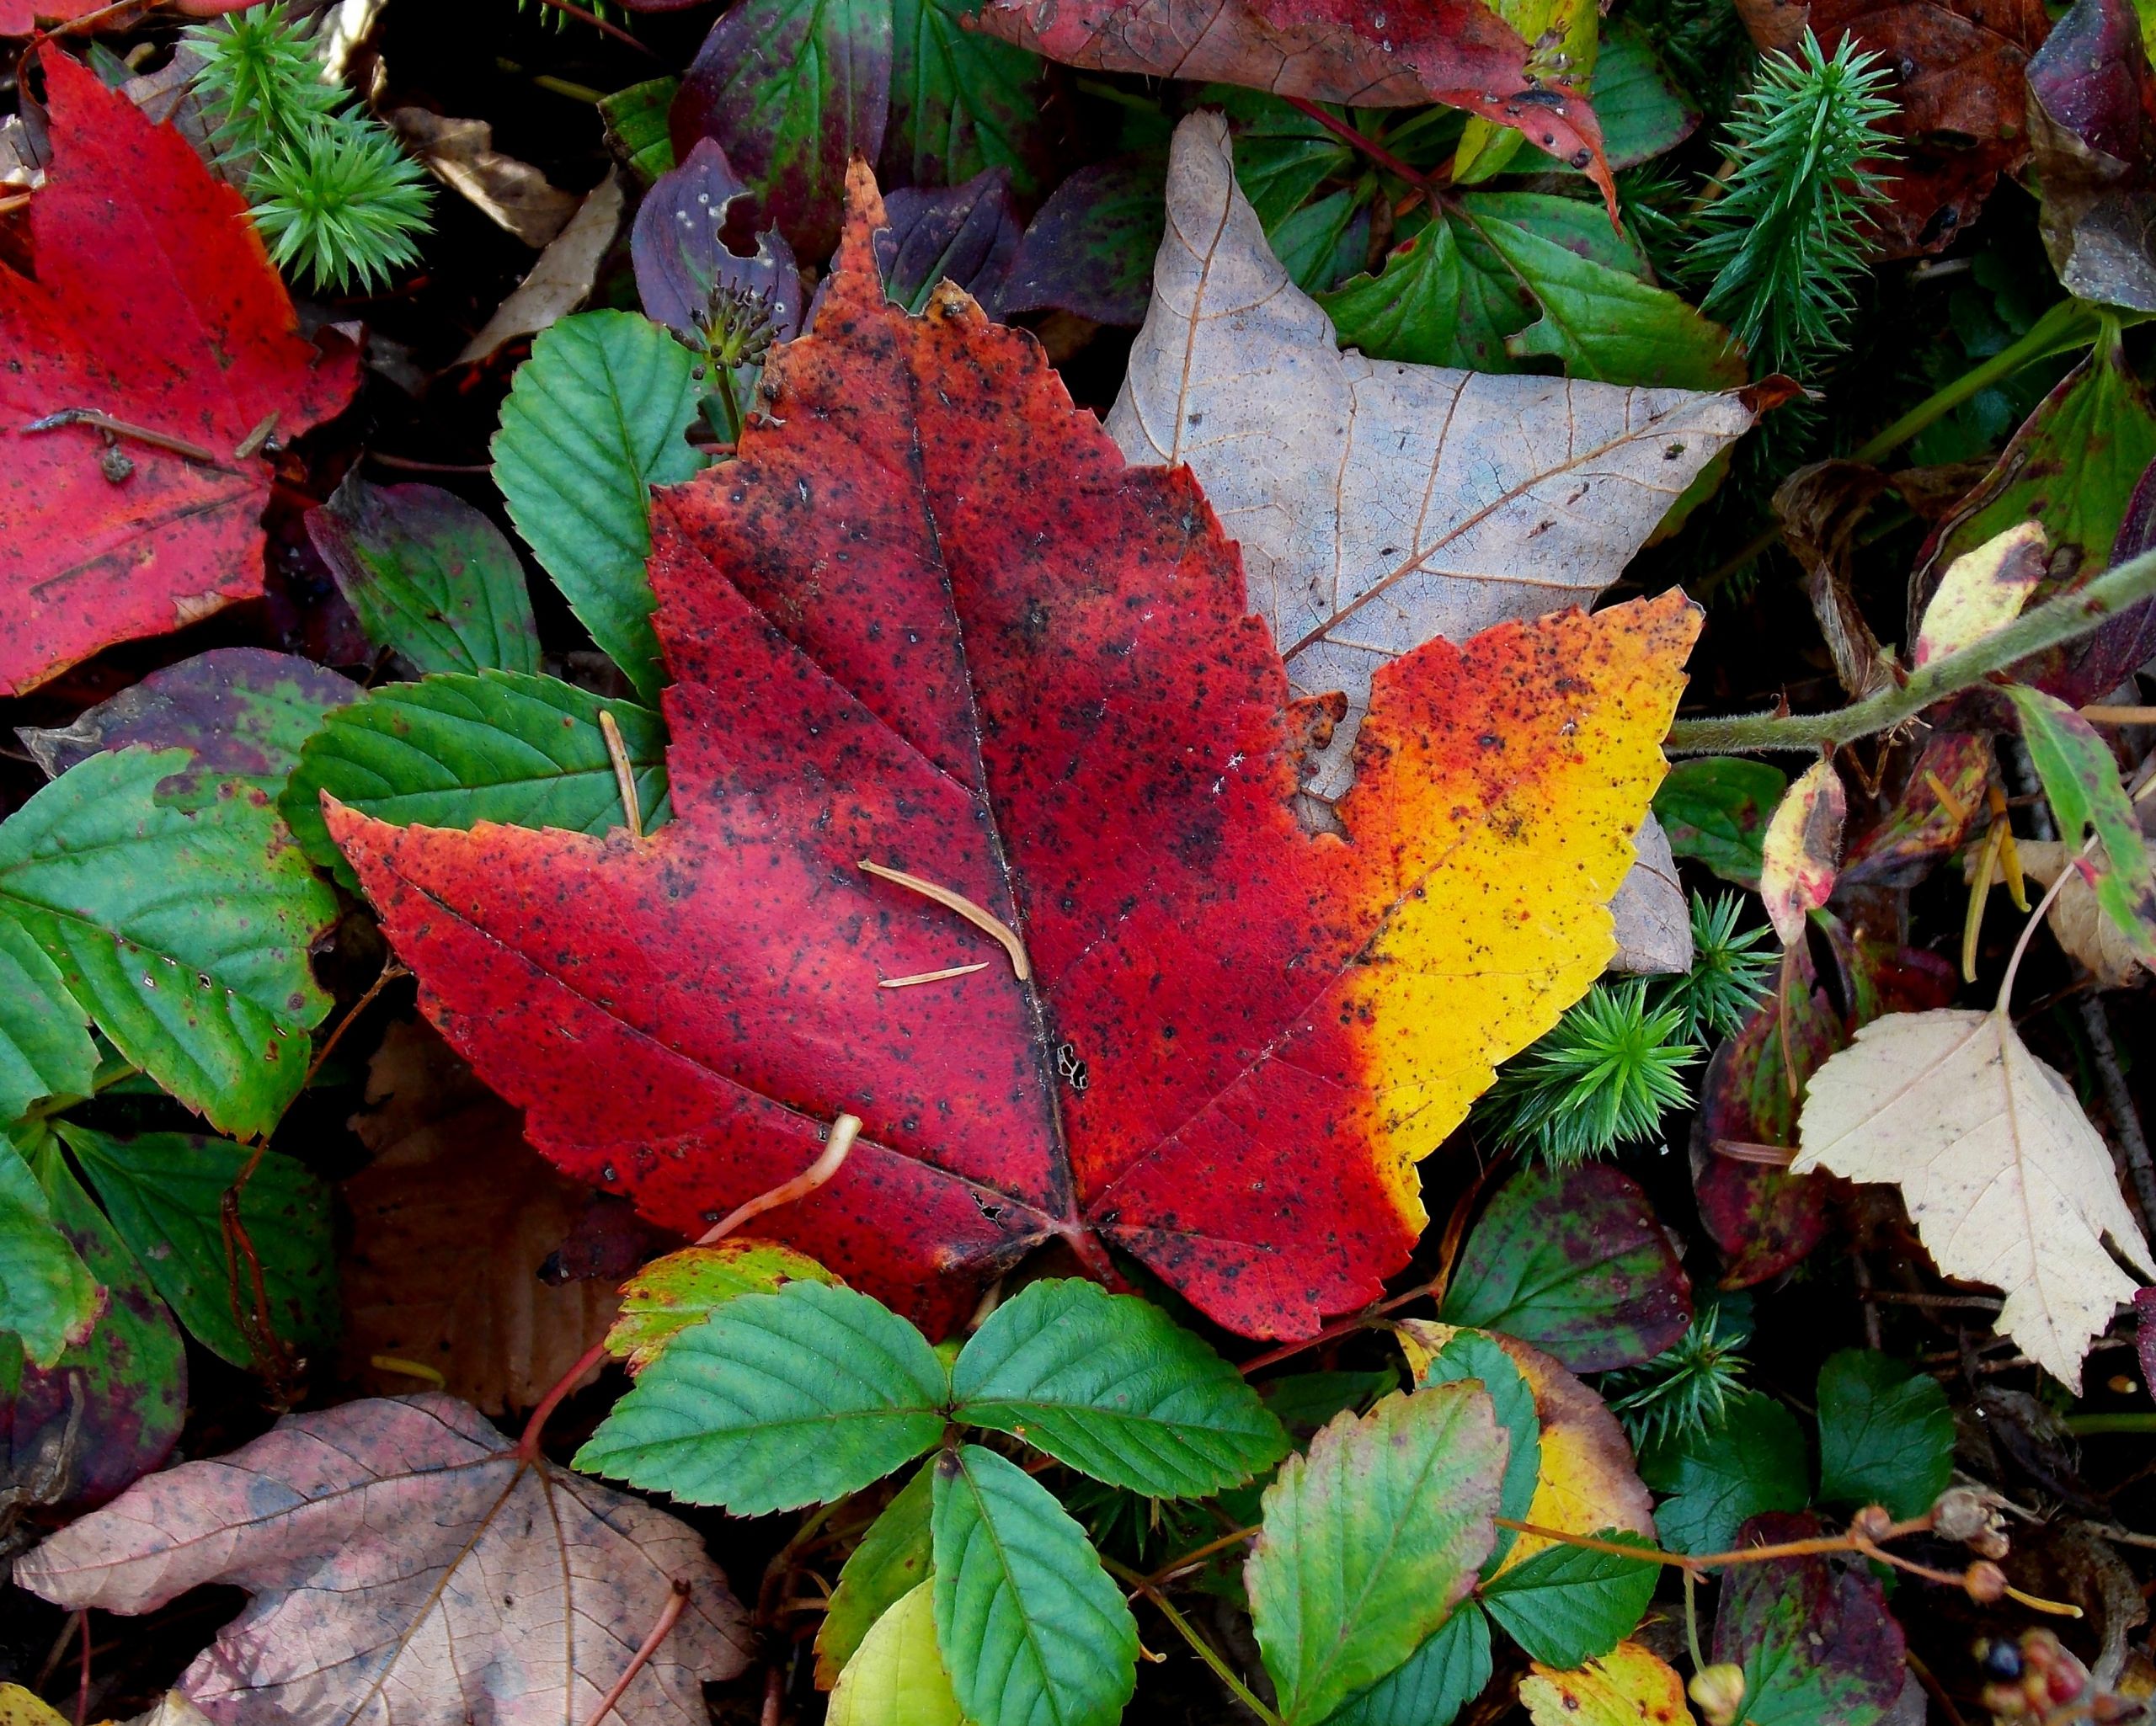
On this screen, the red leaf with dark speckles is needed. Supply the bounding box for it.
[327,166,1695,1341]
[0,51,359,695]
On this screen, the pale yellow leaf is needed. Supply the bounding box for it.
[1794,1008,2155,1388]
[1914,522,2047,667]
[825,1583,963,1726]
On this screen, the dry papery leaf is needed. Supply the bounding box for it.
[15,1394,751,1726]
[461,171,627,364]
[343,1017,622,1414]
[1109,114,1756,967]
[2007,839,2153,988]
[1795,1007,2156,1388]
[388,109,580,247]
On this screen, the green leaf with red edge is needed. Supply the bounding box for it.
[974,0,1618,210]
[0,49,359,696]
[1710,1511,1908,1726]
[2007,684,2156,965]
[1440,1164,1692,1372]
[324,166,1698,1343]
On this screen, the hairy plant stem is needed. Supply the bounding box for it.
[1667,544,2156,755]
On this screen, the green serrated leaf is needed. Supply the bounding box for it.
[1321,1601,1492,1726]
[307,474,541,677]
[1274,186,1368,293]
[884,0,1046,194]
[819,1462,937,1686]
[829,1579,963,1726]
[931,1442,1139,1726]
[61,1125,334,1369]
[0,749,334,1139]
[1408,1329,1540,1570]
[0,921,97,1127]
[574,1281,948,1512]
[0,1135,99,1369]
[1814,1351,1955,1519]
[1641,1391,1809,1555]
[600,76,680,182]
[1461,202,1745,389]
[2007,684,2156,964]
[1655,758,1790,888]
[1479,1532,1659,1667]
[284,672,670,889]
[1248,1385,1508,1726]
[951,1278,1287,1499]
[492,311,705,702]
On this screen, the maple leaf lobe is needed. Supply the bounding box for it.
[328,166,1694,1341]
[0,51,359,695]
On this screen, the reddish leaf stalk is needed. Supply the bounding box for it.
[1281,96,1445,205]
[517,1116,863,1462]
[531,0,659,57]
[579,1580,691,1726]
[23,409,225,467]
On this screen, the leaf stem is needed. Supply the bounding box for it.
[1281,97,1444,205]
[1103,1556,1283,1726]
[597,710,643,840]
[516,1115,862,1461]
[1666,545,2156,756]
[857,860,1033,980]
[579,1580,691,1726]
[1142,1522,1262,1585]
[1996,834,2095,1014]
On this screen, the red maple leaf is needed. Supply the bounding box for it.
[975,0,1615,210]
[327,170,1694,1340]
[0,50,359,695]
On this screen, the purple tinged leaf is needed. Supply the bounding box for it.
[632,137,804,349]
[1711,1511,1910,1726]
[15,647,359,809]
[875,169,1021,313]
[1001,156,1167,327]
[670,0,894,259]
[2025,0,2156,313]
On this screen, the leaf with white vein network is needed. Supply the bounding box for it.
[14,1393,751,1726]
[1107,113,1753,967]
[1794,1009,2156,1389]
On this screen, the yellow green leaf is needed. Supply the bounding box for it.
[826,1582,963,1726]
[1518,1642,1692,1726]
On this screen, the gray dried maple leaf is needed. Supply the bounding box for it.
[1109,113,1758,967]
[16,1393,750,1726]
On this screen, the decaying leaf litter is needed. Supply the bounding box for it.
[8,0,2156,1723]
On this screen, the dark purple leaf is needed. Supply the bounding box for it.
[670,0,894,259]
[1001,155,1167,327]
[2026,0,2156,313]
[632,136,804,348]
[875,169,1021,313]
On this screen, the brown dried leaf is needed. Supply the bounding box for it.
[14,1394,752,1726]
[387,109,581,248]
[460,172,627,365]
[343,1019,626,1415]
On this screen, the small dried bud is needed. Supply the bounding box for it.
[1849,1504,1896,1542]
[1932,1485,2009,1558]
[1963,1560,2007,1604]
[1689,1663,1747,1726]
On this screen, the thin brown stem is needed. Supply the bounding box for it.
[598,710,643,840]
[579,1581,691,1726]
[305,957,409,1091]
[858,860,1032,980]
[1142,1523,1262,1586]
[532,0,659,56]
[23,409,225,466]
[1102,1557,1282,1726]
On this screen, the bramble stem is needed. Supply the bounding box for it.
[516,1114,862,1460]
[1667,545,2156,756]
[579,1581,691,1726]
